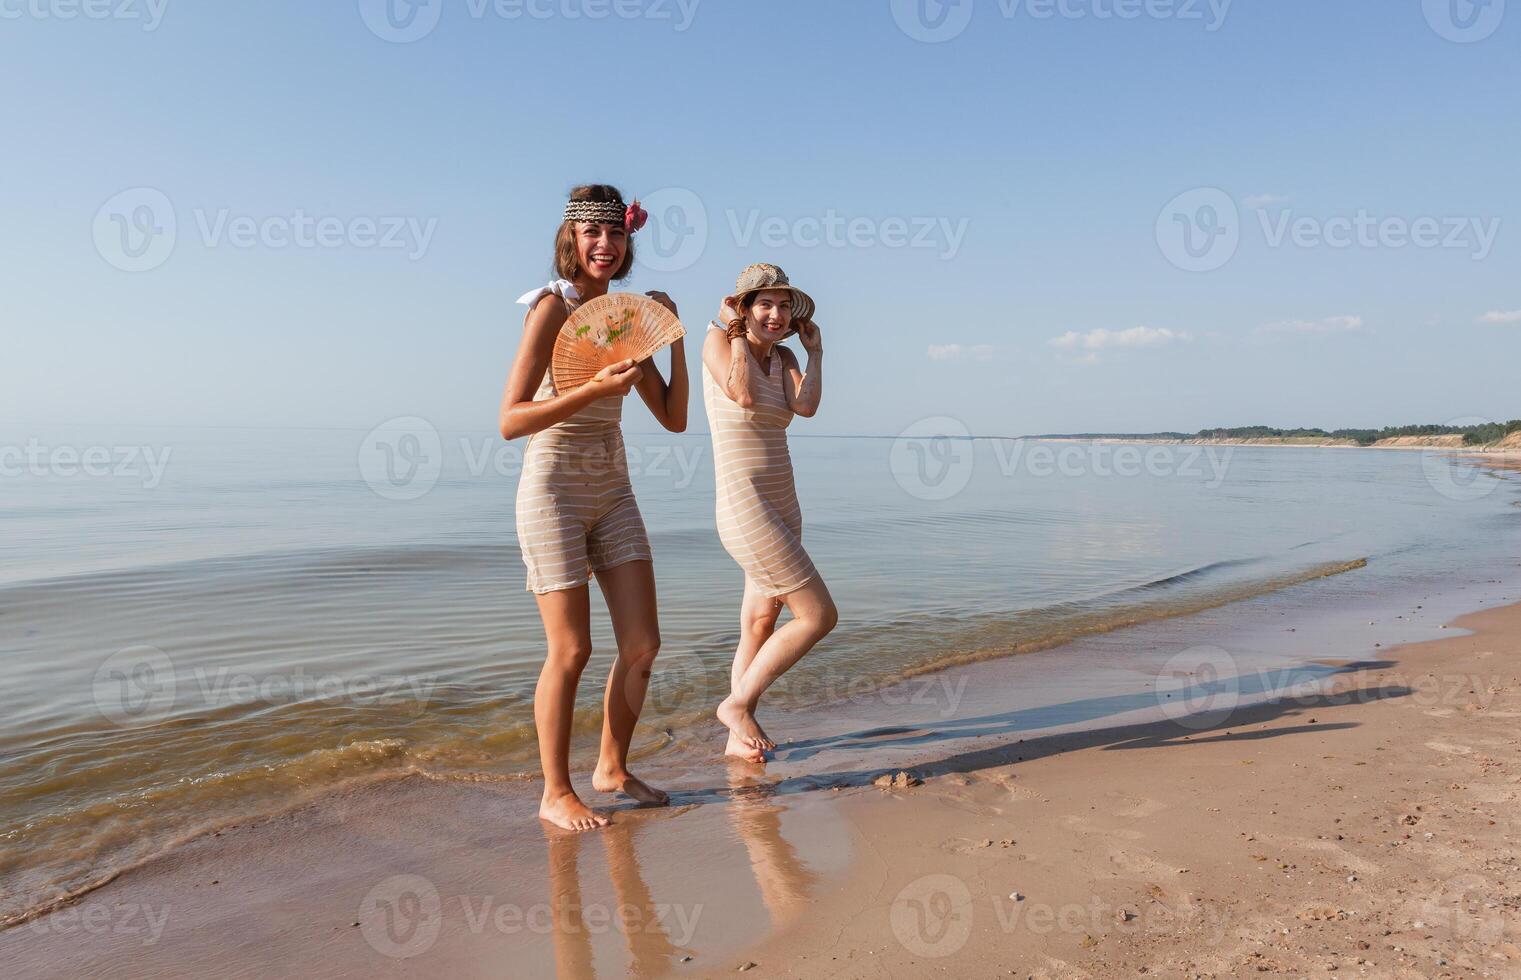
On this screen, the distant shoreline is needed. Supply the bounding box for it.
[1029,424,1521,453]
[1033,434,1516,452]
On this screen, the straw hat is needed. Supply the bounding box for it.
[727,263,815,325]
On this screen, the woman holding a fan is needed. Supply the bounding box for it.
[498,184,686,831]
[703,263,838,763]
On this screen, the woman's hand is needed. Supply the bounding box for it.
[796,318,823,354]
[645,290,678,316]
[592,359,644,396]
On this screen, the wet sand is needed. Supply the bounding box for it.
[4,589,1520,977]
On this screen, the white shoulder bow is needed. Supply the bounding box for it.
[515,279,581,309]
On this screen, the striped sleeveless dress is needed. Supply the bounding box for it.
[702,324,819,597]
[513,280,652,594]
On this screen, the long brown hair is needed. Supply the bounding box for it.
[554,184,635,282]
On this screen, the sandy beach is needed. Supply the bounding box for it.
[746,601,1521,978]
[5,583,1519,978]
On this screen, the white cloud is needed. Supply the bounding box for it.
[1049,326,1190,352]
[928,343,996,361]
[1244,193,1291,209]
[1258,315,1366,335]
[1478,310,1521,324]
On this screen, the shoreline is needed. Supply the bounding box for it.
[4,574,1519,976]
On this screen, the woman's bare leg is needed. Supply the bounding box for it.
[725,578,781,762]
[718,575,838,754]
[591,559,669,805]
[534,585,609,831]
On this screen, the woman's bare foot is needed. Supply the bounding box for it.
[539,790,610,832]
[717,696,774,751]
[724,730,767,764]
[591,766,670,806]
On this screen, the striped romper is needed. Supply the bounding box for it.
[702,324,819,597]
[514,280,653,594]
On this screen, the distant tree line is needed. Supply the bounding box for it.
[1193,422,1521,446]
[1039,421,1521,446]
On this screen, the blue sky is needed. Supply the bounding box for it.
[3,0,1517,437]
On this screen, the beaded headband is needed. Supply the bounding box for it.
[563,198,649,232]
[563,200,625,224]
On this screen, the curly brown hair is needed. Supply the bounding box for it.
[554,184,635,282]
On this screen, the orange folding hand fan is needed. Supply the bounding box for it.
[551,293,685,394]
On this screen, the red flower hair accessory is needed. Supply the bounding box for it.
[624,200,648,233]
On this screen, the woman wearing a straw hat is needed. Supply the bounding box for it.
[702,263,838,762]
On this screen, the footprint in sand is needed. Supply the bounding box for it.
[1061,815,1145,840]
[1101,844,1187,879]
[1298,838,1383,876]
[1106,793,1169,819]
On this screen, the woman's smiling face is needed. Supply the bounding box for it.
[744,289,795,342]
[575,222,627,282]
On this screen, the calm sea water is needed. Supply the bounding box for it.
[1,422,1518,922]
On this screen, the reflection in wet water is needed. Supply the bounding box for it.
[539,770,825,978]
[723,763,822,928]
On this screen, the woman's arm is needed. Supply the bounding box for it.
[498,296,642,440]
[632,290,689,432]
[702,324,765,409]
[780,319,823,417]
